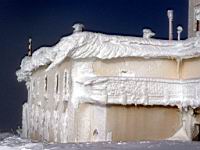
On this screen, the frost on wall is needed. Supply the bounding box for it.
[22,103,28,138]
[22,103,69,142]
[195,5,200,21]
[63,70,70,101]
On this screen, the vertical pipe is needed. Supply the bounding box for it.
[177,32,181,41]
[167,10,173,40]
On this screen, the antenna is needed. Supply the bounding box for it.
[167,10,173,40]
[177,26,183,41]
[28,38,32,56]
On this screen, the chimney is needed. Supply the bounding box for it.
[28,38,32,56]
[143,29,155,39]
[72,23,84,33]
[167,10,173,40]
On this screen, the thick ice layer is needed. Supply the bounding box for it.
[16,31,200,82]
[195,5,200,20]
[73,76,200,109]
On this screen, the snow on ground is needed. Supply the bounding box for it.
[0,133,200,150]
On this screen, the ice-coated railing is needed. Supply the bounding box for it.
[76,76,200,108]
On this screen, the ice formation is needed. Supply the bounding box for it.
[143,29,155,38]
[72,23,85,33]
[16,31,200,82]
[16,31,200,108]
[195,5,200,20]
[75,76,200,108]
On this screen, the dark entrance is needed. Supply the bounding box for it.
[193,124,200,141]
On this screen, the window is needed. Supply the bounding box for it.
[64,71,67,95]
[44,75,47,92]
[193,124,200,141]
[63,70,70,101]
[196,20,200,31]
[55,73,59,94]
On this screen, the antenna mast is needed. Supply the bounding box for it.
[167,10,173,40]
[28,38,32,56]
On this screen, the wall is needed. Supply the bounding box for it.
[24,58,72,142]
[93,57,179,79]
[93,57,200,80]
[75,103,107,142]
[182,57,200,79]
[106,105,181,141]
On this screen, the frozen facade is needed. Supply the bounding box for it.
[16,0,200,142]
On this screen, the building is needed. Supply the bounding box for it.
[17,0,200,142]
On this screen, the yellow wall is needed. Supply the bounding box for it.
[93,58,179,79]
[182,58,200,79]
[106,105,181,141]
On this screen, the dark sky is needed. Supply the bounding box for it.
[0,0,188,131]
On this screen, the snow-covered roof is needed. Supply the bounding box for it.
[16,31,200,82]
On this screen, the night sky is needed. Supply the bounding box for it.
[0,0,188,131]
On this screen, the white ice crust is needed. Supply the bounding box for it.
[16,31,200,82]
[195,5,200,20]
[74,75,200,109]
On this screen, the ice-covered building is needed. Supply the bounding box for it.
[16,0,200,142]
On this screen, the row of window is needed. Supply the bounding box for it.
[32,70,69,95]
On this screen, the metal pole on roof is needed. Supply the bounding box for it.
[28,38,32,56]
[177,26,183,41]
[167,10,173,40]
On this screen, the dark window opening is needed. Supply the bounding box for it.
[44,76,47,92]
[197,20,200,31]
[193,124,200,141]
[56,74,59,93]
[64,71,67,95]
[63,101,68,113]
